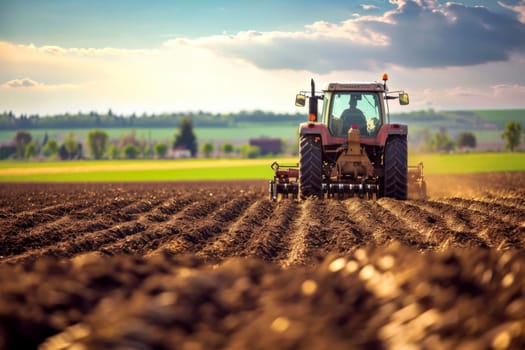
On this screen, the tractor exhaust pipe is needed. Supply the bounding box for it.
[309,79,318,122]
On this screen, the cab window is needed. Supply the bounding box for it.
[328,92,381,137]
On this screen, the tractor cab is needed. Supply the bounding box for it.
[295,76,409,140]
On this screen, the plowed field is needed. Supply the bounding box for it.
[1,173,525,349]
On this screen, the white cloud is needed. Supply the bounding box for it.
[168,1,525,73]
[2,78,41,88]
[444,86,486,98]
[492,83,525,97]
[361,4,379,11]
[1,77,78,90]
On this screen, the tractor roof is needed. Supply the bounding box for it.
[323,82,386,92]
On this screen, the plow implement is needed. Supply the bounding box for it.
[269,159,426,201]
[269,161,379,201]
[269,162,299,200]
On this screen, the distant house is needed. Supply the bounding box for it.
[172,146,192,159]
[249,138,282,155]
[0,141,16,160]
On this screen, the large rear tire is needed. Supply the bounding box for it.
[383,136,408,200]
[299,135,323,199]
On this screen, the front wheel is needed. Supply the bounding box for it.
[383,136,408,200]
[299,135,323,199]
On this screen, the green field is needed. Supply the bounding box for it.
[0,153,523,182]
[408,152,525,175]
[0,158,294,182]
[0,124,299,144]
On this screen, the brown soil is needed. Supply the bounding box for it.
[1,173,524,349]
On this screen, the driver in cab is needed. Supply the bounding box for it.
[341,95,367,135]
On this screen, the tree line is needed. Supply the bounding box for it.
[0,118,273,161]
[412,122,523,152]
[1,118,191,160]
[0,110,304,130]
[2,113,522,160]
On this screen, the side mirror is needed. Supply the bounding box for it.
[295,94,306,107]
[399,92,409,105]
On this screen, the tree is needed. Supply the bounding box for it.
[154,142,168,158]
[123,144,140,159]
[24,141,38,159]
[501,121,522,152]
[87,129,109,160]
[119,130,150,158]
[106,144,119,159]
[173,117,197,157]
[457,132,477,149]
[240,144,261,159]
[221,143,234,156]
[42,132,49,147]
[64,133,78,155]
[201,142,214,158]
[428,128,454,153]
[14,130,32,159]
[60,133,80,159]
[42,139,59,158]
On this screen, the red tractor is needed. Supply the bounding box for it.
[270,74,426,200]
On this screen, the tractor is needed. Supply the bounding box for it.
[269,74,426,200]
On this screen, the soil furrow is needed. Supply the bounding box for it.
[154,193,198,216]
[139,193,197,222]
[380,199,490,249]
[283,199,364,266]
[198,199,275,261]
[440,198,525,226]
[482,194,525,210]
[375,199,441,250]
[102,194,229,256]
[119,197,166,216]
[282,200,312,267]
[245,199,299,263]
[343,199,394,246]
[195,194,258,260]
[163,195,256,257]
[0,216,111,257]
[417,200,506,248]
[3,221,147,264]
[437,198,525,248]
[100,216,183,256]
[6,202,91,232]
[1,195,178,257]
[0,184,93,213]
[309,200,361,256]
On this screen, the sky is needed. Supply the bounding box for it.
[1,0,525,115]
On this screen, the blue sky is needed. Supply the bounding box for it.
[1,0,520,47]
[1,0,525,114]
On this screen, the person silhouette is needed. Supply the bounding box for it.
[341,96,367,135]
